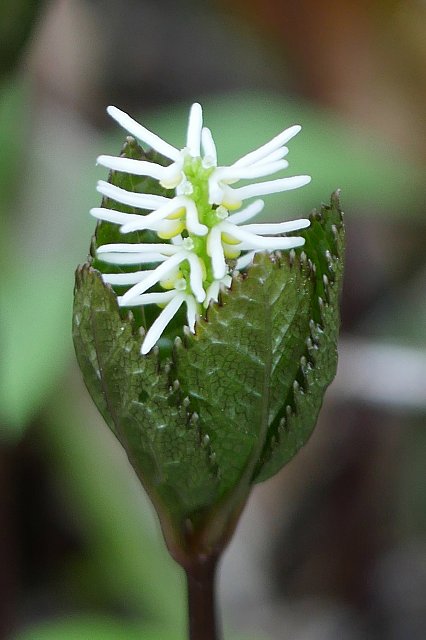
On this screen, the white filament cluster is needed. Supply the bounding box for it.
[92,103,311,354]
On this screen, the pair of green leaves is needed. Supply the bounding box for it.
[72,139,344,561]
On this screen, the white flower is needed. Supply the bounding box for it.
[93,102,312,353]
[96,102,310,227]
[204,274,232,309]
[97,236,206,304]
[118,277,198,356]
[205,201,310,279]
[97,237,204,354]
[91,180,207,237]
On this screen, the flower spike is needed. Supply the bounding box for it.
[93,102,311,353]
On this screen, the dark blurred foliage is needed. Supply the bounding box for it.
[0,1,425,639]
[0,0,43,83]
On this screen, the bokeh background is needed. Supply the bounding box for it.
[1,1,425,639]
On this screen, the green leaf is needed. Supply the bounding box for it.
[254,192,344,482]
[73,265,219,531]
[174,252,312,496]
[175,193,344,496]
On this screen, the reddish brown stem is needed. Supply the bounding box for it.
[185,554,221,640]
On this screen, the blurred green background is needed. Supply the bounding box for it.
[0,1,425,639]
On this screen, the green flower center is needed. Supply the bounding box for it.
[174,157,231,296]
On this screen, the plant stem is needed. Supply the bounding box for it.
[0,447,18,637]
[185,554,221,640]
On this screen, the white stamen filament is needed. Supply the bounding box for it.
[101,270,155,285]
[219,221,306,250]
[242,219,310,234]
[97,242,180,255]
[215,159,289,183]
[238,237,305,251]
[186,103,203,157]
[208,176,226,205]
[185,295,198,332]
[186,253,206,303]
[207,225,227,279]
[205,281,220,306]
[235,251,256,270]
[118,197,187,233]
[223,175,311,201]
[90,207,142,226]
[232,125,301,168]
[120,250,201,305]
[97,155,171,181]
[118,290,176,306]
[141,293,186,354]
[91,208,182,238]
[97,180,168,210]
[227,200,265,224]
[96,252,167,265]
[201,127,217,165]
[204,274,233,308]
[251,147,289,166]
[159,162,184,189]
[107,106,181,161]
[185,199,208,236]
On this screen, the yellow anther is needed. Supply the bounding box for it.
[167,207,186,220]
[223,244,241,259]
[222,232,240,245]
[157,220,185,239]
[222,199,242,211]
[160,269,183,290]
